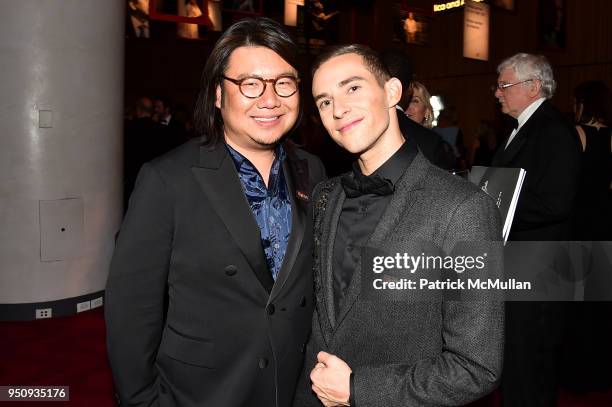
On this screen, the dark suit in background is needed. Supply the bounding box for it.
[492,54,581,407]
[492,100,581,241]
[398,110,456,170]
[124,116,172,209]
[382,49,457,171]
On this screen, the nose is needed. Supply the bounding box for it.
[333,99,349,119]
[256,83,281,109]
[494,87,503,99]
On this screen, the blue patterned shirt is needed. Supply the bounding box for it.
[227,144,292,281]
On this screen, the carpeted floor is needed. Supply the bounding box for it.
[1,307,611,407]
[0,308,115,406]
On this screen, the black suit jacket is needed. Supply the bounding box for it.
[397,111,456,170]
[492,100,581,241]
[492,103,581,406]
[105,138,326,407]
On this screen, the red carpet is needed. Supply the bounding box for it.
[1,307,611,406]
[0,308,115,407]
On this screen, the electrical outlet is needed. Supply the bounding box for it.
[76,301,91,313]
[91,297,103,309]
[36,308,52,319]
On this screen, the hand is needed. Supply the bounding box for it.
[310,351,352,406]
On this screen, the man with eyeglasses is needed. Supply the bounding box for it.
[105,18,326,407]
[492,53,581,406]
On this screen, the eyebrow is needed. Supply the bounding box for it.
[313,76,365,102]
[234,71,298,80]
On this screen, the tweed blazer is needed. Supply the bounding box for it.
[294,152,504,407]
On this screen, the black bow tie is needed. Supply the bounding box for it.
[341,172,394,198]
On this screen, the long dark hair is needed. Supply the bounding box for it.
[574,80,612,126]
[193,18,300,147]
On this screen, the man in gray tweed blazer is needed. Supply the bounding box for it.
[293,44,504,406]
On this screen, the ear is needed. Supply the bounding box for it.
[529,79,542,98]
[215,84,222,109]
[384,77,402,109]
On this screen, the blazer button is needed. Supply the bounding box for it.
[258,357,268,369]
[266,304,275,315]
[300,342,306,354]
[225,265,238,276]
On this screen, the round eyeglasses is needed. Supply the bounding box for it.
[222,75,300,98]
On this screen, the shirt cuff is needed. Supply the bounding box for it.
[349,372,355,406]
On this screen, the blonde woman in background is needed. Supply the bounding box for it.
[406,81,434,128]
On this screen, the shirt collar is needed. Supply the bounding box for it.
[226,143,287,195]
[226,143,286,171]
[226,143,247,169]
[516,97,546,130]
[352,137,418,187]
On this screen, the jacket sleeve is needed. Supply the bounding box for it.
[513,122,581,228]
[292,309,328,407]
[105,163,174,406]
[353,191,505,407]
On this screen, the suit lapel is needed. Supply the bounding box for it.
[191,144,274,293]
[315,181,344,343]
[269,147,310,301]
[332,153,428,331]
[492,129,528,166]
[492,102,547,166]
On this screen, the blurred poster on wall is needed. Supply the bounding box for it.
[128,0,150,38]
[221,0,263,27]
[393,2,432,46]
[463,0,490,61]
[289,0,339,51]
[305,0,339,46]
[207,0,222,31]
[177,0,204,39]
[539,0,565,49]
[492,0,515,11]
[222,0,261,13]
[284,0,304,27]
[143,0,213,39]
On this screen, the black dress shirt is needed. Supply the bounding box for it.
[332,139,417,314]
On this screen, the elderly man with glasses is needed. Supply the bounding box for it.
[491,53,581,407]
[105,18,326,407]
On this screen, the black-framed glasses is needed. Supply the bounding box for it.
[491,79,533,93]
[222,75,300,98]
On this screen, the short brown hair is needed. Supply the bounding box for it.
[312,44,391,87]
